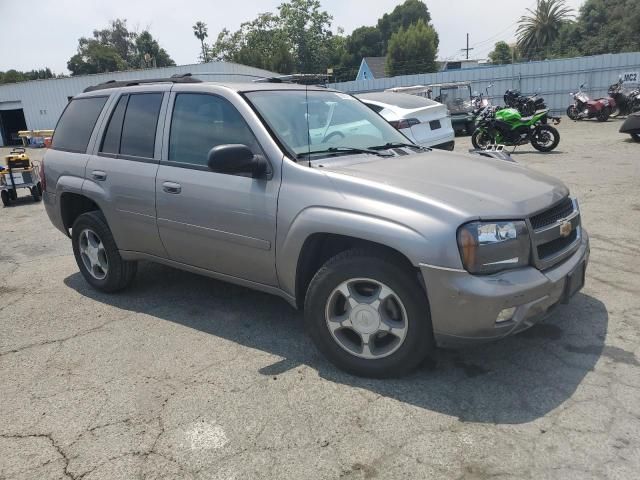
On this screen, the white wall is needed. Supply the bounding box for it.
[0,61,277,146]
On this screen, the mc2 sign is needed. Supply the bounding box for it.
[621,72,638,85]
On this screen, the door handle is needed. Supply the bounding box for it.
[162,181,182,194]
[91,170,107,181]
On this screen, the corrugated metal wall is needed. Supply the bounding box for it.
[0,61,276,146]
[330,52,640,114]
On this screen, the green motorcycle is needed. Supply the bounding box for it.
[471,107,561,152]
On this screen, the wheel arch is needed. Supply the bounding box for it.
[277,207,430,309]
[60,192,102,234]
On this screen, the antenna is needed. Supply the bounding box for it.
[305,83,311,168]
[460,33,474,60]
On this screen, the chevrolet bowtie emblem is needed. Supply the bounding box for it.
[559,220,572,237]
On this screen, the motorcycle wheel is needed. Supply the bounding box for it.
[471,130,493,149]
[631,133,640,143]
[531,125,560,152]
[567,105,579,120]
[610,106,621,118]
[596,109,610,122]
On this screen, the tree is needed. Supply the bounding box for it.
[386,19,438,77]
[134,31,176,68]
[516,0,573,60]
[377,0,432,50]
[572,0,640,55]
[489,41,513,65]
[67,40,127,75]
[278,0,334,73]
[211,13,295,73]
[0,68,54,84]
[210,0,333,74]
[193,21,210,62]
[67,19,175,75]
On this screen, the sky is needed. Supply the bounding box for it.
[0,0,585,74]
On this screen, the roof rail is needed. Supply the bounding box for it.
[83,73,202,93]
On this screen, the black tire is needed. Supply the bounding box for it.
[304,248,434,378]
[1,190,10,207]
[531,125,560,152]
[596,108,609,122]
[610,106,620,118]
[31,186,41,202]
[71,211,137,292]
[471,129,493,149]
[566,105,579,120]
[631,133,640,143]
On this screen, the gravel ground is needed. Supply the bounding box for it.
[0,118,639,479]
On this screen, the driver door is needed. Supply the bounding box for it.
[155,91,280,286]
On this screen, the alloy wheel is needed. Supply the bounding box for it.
[79,228,109,280]
[325,278,409,359]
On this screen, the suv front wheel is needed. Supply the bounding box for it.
[304,249,433,378]
[72,211,137,292]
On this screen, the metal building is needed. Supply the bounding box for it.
[0,61,276,146]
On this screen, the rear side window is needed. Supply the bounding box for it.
[168,93,259,167]
[52,97,108,153]
[120,93,163,158]
[100,95,128,154]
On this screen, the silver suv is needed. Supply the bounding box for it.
[43,76,589,377]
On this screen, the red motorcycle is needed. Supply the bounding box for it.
[567,84,616,122]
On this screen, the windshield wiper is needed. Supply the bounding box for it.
[368,142,430,151]
[297,146,392,159]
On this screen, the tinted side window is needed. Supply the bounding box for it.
[120,93,163,158]
[100,95,128,154]
[52,97,108,153]
[169,93,259,167]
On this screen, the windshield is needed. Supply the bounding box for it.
[245,90,411,160]
[435,86,472,115]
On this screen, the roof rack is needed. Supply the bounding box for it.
[83,73,202,93]
[254,74,330,86]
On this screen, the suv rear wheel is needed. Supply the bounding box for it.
[304,249,433,378]
[72,211,137,292]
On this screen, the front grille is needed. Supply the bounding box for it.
[537,229,578,259]
[530,197,574,230]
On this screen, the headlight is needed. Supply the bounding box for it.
[457,221,530,274]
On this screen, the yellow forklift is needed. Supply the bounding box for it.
[0,148,43,206]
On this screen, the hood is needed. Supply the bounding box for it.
[320,150,569,219]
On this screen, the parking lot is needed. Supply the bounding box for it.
[1,118,639,479]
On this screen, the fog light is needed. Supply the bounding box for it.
[496,307,517,324]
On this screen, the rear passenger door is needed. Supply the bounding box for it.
[84,85,169,257]
[155,90,280,286]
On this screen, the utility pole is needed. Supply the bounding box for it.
[461,33,474,60]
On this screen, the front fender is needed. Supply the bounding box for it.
[276,206,430,298]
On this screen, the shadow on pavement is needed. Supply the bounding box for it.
[65,261,611,425]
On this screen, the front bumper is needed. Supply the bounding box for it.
[420,230,590,348]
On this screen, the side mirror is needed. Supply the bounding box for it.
[207,144,267,178]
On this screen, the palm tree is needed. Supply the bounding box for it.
[516,0,573,60]
[193,21,209,63]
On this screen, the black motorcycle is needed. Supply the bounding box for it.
[503,89,547,117]
[608,78,640,117]
[620,112,640,142]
